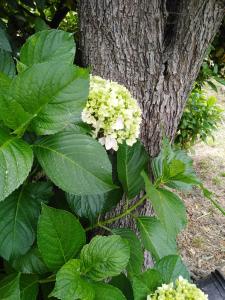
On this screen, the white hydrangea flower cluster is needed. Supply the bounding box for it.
[147,276,208,300]
[81,75,142,151]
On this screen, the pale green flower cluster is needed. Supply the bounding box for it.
[82,75,142,151]
[147,276,208,300]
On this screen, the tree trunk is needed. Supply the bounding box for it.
[78,0,225,266]
[78,0,224,155]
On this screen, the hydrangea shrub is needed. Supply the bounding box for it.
[0,28,215,299]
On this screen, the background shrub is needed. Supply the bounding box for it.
[175,88,223,149]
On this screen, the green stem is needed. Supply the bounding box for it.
[200,184,225,216]
[39,274,56,284]
[98,224,114,233]
[86,194,147,232]
[207,195,225,216]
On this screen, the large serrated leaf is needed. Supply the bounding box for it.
[142,172,187,236]
[0,128,33,202]
[20,29,75,66]
[67,193,104,223]
[80,235,130,281]
[132,269,163,300]
[2,62,89,135]
[34,132,116,195]
[0,182,52,260]
[117,141,148,199]
[37,204,86,271]
[154,255,190,283]
[112,228,143,276]
[137,217,177,261]
[0,49,15,77]
[50,259,95,300]
[0,273,20,300]
[110,273,134,299]
[152,139,200,190]
[92,282,126,300]
[66,188,122,224]
[11,247,49,275]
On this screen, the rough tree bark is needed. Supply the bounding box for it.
[79,0,224,155]
[78,0,225,265]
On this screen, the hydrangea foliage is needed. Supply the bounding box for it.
[147,276,208,300]
[82,75,142,151]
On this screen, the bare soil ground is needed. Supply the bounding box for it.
[178,85,225,280]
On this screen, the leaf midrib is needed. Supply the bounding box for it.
[35,143,112,188]
[21,279,38,296]
[12,66,80,134]
[48,212,67,265]
[12,185,25,257]
[0,136,17,152]
[138,218,160,261]
[0,275,19,292]
[148,186,185,234]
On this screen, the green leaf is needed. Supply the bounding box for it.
[2,62,89,135]
[0,273,20,300]
[110,274,134,300]
[0,74,30,129]
[20,29,75,66]
[207,96,217,107]
[154,255,190,283]
[137,217,177,261]
[132,269,163,300]
[0,28,11,52]
[26,181,53,203]
[66,188,122,224]
[117,141,148,199]
[0,73,11,108]
[215,76,225,86]
[92,283,126,300]
[0,70,11,89]
[0,49,15,77]
[20,274,39,300]
[37,204,86,271]
[112,228,143,276]
[0,128,33,202]
[0,182,52,260]
[152,139,200,190]
[80,235,130,281]
[35,132,116,195]
[11,247,49,275]
[63,122,92,135]
[50,259,95,300]
[34,17,50,32]
[206,80,218,92]
[16,60,28,74]
[142,172,187,236]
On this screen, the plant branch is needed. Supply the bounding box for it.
[49,0,70,28]
[85,194,147,232]
[204,191,225,216]
[39,274,56,284]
